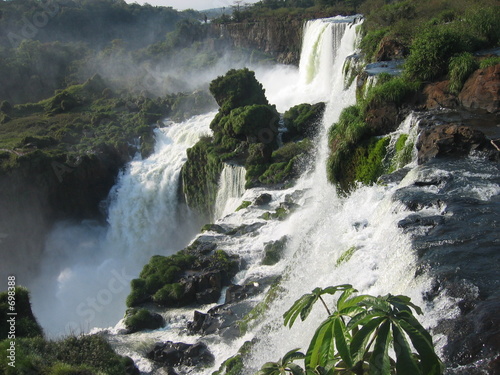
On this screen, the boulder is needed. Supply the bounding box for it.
[416,124,490,164]
[364,102,399,135]
[459,64,500,113]
[375,36,408,61]
[254,193,272,206]
[423,81,459,109]
[147,341,214,368]
[123,308,165,333]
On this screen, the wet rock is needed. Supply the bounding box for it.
[254,193,272,206]
[147,341,214,368]
[375,37,408,61]
[226,222,265,236]
[261,236,288,266]
[225,283,261,304]
[423,81,459,110]
[378,167,411,185]
[398,214,445,232]
[201,223,228,234]
[438,295,500,371]
[459,64,500,113]
[416,124,490,164]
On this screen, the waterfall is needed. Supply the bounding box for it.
[29,112,214,337]
[214,163,247,219]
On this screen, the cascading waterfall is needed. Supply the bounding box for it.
[29,112,214,337]
[214,163,247,219]
[24,14,498,374]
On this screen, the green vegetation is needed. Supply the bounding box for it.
[236,200,252,211]
[389,133,414,172]
[126,247,239,308]
[0,286,43,339]
[448,53,479,94]
[336,246,357,266]
[282,102,325,142]
[259,285,443,375]
[212,341,254,375]
[0,335,135,375]
[0,75,215,174]
[126,252,195,307]
[124,308,165,333]
[183,69,312,216]
[479,56,500,69]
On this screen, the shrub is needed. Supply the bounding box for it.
[152,283,185,306]
[364,77,420,108]
[480,56,500,69]
[448,52,479,94]
[405,26,465,81]
[259,285,443,375]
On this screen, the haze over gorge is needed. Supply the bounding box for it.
[0,1,499,374]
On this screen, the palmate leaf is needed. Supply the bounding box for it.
[347,309,386,330]
[283,285,353,328]
[398,314,443,374]
[357,295,392,313]
[333,317,353,368]
[305,317,336,369]
[392,321,422,375]
[387,295,423,315]
[283,348,306,364]
[350,316,386,363]
[369,320,391,375]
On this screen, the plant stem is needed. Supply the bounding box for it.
[319,295,332,316]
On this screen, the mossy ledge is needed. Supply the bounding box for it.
[181,69,323,218]
[126,241,239,309]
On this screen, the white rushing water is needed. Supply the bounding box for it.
[29,113,214,337]
[107,15,456,374]
[214,163,247,220]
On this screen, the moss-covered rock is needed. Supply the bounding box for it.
[123,308,165,333]
[126,248,239,308]
[209,68,268,115]
[282,102,325,142]
[262,236,288,266]
[181,136,224,219]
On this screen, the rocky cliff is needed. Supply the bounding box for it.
[212,18,305,65]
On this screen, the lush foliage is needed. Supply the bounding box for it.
[259,285,443,375]
[0,335,135,375]
[283,102,326,142]
[209,68,269,115]
[0,287,43,339]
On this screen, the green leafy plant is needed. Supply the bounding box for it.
[259,285,443,375]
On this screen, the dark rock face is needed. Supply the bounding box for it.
[459,64,500,113]
[147,341,214,368]
[215,19,303,65]
[254,193,272,206]
[364,102,399,135]
[416,124,491,164]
